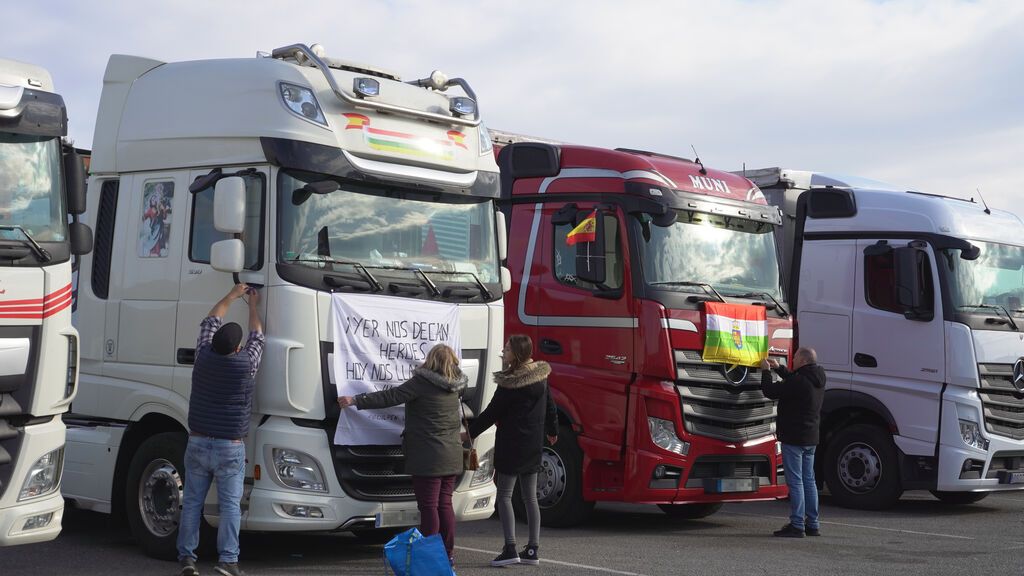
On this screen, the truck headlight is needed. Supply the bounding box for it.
[279,82,327,127]
[959,420,989,451]
[648,417,689,456]
[271,448,327,492]
[470,448,494,487]
[18,447,63,501]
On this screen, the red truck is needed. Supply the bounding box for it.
[492,132,792,525]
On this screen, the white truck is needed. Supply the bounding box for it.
[0,58,91,545]
[748,167,1024,509]
[65,44,504,558]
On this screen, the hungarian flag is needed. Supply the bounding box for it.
[566,210,598,246]
[701,302,768,368]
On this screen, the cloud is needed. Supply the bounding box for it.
[3,0,1021,217]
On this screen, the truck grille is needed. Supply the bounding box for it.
[674,350,779,443]
[978,363,1024,440]
[331,445,415,501]
[684,455,773,489]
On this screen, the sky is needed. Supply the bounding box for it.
[4,0,1022,217]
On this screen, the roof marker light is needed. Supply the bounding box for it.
[450,97,476,117]
[353,77,380,98]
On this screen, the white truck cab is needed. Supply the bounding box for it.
[750,168,1024,508]
[65,44,502,558]
[0,57,91,545]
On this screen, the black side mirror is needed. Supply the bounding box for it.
[69,221,93,256]
[652,210,677,227]
[894,245,933,321]
[552,203,579,226]
[63,150,87,215]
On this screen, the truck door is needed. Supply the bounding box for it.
[852,239,945,450]
[109,172,187,390]
[173,168,268,401]
[536,202,635,454]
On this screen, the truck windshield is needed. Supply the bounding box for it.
[0,133,65,242]
[278,171,500,284]
[942,242,1024,316]
[638,211,782,299]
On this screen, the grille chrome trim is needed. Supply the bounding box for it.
[978,363,1024,441]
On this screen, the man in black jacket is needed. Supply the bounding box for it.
[761,347,826,538]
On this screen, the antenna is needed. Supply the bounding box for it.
[691,145,707,175]
[976,188,991,215]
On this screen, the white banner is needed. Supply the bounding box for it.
[331,293,461,446]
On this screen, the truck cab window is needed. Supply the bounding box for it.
[865,249,933,315]
[189,173,264,269]
[553,213,623,291]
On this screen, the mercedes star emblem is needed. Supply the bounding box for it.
[722,364,749,386]
[1012,358,1024,392]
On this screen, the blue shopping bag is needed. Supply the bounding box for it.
[383,527,455,576]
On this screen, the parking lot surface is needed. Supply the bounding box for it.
[4,492,1023,575]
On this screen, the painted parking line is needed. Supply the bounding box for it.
[720,510,976,540]
[456,545,653,576]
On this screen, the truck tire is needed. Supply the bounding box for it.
[125,431,210,560]
[657,503,723,519]
[515,425,593,528]
[929,491,990,505]
[823,423,903,510]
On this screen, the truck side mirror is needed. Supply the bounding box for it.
[63,149,87,215]
[69,221,93,256]
[574,211,607,286]
[894,245,934,321]
[496,210,507,261]
[211,239,245,273]
[213,177,246,234]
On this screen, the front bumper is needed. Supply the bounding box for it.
[0,418,66,545]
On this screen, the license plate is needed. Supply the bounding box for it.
[375,509,420,528]
[703,477,759,494]
[1001,471,1024,485]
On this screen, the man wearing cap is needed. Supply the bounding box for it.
[177,284,264,576]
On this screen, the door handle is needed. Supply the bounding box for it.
[177,348,196,365]
[854,353,877,368]
[540,339,563,355]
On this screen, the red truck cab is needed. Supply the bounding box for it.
[494,135,792,525]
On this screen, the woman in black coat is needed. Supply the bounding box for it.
[467,334,557,567]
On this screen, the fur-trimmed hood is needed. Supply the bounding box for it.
[414,366,468,393]
[493,361,551,389]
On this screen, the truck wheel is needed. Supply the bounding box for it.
[518,425,593,528]
[823,424,903,510]
[125,431,209,559]
[929,491,989,505]
[657,503,723,519]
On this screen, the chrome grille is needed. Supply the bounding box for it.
[978,363,1024,440]
[675,349,780,442]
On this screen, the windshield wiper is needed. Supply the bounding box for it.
[0,225,51,262]
[727,291,790,318]
[288,256,382,292]
[421,270,493,300]
[961,303,1019,331]
[364,265,441,297]
[649,281,726,302]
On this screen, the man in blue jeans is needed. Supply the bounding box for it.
[177,284,264,576]
[761,347,826,538]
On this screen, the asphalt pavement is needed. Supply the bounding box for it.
[3,492,1023,575]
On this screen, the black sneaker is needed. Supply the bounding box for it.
[805,526,821,537]
[179,557,199,576]
[214,563,246,576]
[491,544,521,567]
[773,523,806,538]
[519,545,540,566]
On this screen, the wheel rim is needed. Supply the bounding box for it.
[837,441,882,494]
[138,458,183,537]
[537,446,567,508]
